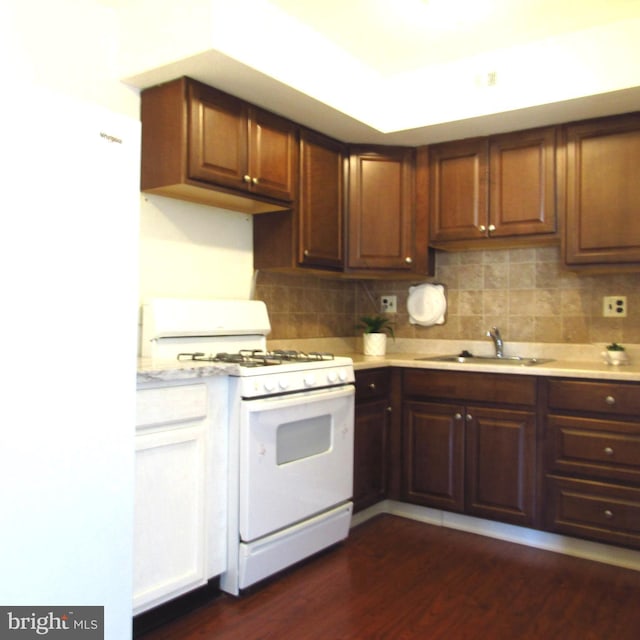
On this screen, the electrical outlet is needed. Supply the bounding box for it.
[380,295,397,314]
[603,296,627,318]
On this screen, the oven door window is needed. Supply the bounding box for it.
[239,385,354,543]
[277,414,331,465]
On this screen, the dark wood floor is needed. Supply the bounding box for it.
[138,514,640,639]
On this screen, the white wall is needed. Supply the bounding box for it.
[139,196,254,302]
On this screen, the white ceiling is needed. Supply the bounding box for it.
[269,0,640,75]
[121,0,640,144]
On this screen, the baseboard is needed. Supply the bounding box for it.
[351,499,640,572]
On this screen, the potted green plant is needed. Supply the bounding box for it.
[603,342,629,365]
[358,314,395,356]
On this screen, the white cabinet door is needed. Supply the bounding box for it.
[133,423,207,614]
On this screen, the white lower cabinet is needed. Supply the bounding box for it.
[134,379,227,615]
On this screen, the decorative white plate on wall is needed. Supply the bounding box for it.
[407,283,447,326]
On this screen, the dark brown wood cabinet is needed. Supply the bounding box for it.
[353,368,392,512]
[348,146,430,274]
[402,369,538,527]
[254,141,433,278]
[254,128,346,273]
[141,77,297,213]
[544,378,640,549]
[298,129,347,269]
[563,112,640,267]
[429,127,558,249]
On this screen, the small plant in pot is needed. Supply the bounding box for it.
[603,342,629,365]
[358,315,395,356]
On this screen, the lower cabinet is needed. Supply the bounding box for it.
[353,368,391,513]
[544,378,640,549]
[134,379,227,615]
[402,370,538,527]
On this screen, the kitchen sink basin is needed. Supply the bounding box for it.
[416,353,554,367]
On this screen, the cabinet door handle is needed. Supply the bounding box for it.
[243,174,252,183]
[303,249,309,256]
[605,395,616,405]
[488,224,496,232]
[604,446,614,456]
[454,413,463,421]
[479,225,486,232]
[405,256,413,264]
[466,413,473,421]
[386,406,393,413]
[252,177,259,185]
[604,509,614,519]
[368,383,377,390]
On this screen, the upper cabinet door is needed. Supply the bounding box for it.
[564,113,640,266]
[188,84,297,202]
[428,128,557,247]
[298,129,346,269]
[489,127,557,238]
[348,146,416,271]
[249,108,298,202]
[187,82,249,190]
[429,138,489,243]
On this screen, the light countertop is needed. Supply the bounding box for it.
[347,352,640,381]
[137,339,640,383]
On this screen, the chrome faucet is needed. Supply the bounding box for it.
[487,326,504,358]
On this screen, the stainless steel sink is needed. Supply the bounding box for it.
[416,354,554,367]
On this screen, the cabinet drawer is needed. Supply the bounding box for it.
[136,383,208,429]
[355,368,391,402]
[403,369,535,406]
[547,379,640,416]
[546,415,640,483]
[546,475,640,549]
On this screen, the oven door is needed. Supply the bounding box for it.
[239,384,354,542]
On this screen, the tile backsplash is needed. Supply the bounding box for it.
[255,247,640,344]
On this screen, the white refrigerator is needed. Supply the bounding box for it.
[0,84,140,640]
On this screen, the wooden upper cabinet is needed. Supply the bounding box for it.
[298,129,346,269]
[141,77,297,213]
[429,138,489,243]
[564,112,640,266]
[348,146,419,271]
[489,127,557,237]
[428,127,557,248]
[187,82,249,190]
[248,107,298,202]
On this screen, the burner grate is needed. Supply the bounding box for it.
[177,350,335,367]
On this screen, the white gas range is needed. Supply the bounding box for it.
[141,298,355,595]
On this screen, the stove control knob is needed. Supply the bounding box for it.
[338,370,348,382]
[263,380,276,393]
[304,373,317,387]
[327,371,338,384]
[279,378,290,390]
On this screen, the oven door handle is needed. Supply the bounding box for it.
[243,384,354,411]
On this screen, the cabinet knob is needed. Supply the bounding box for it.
[454,413,463,421]
[252,177,259,185]
[405,256,413,264]
[368,383,377,390]
[466,413,473,421]
[303,249,309,256]
[605,395,616,405]
[604,446,614,456]
[488,224,496,232]
[386,406,393,413]
[604,509,614,519]
[243,174,252,183]
[479,225,486,232]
